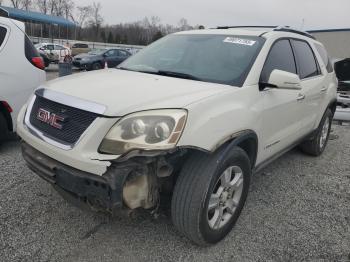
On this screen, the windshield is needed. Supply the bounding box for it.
[118,34,264,86]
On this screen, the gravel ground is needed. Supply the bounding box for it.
[0,124,349,262]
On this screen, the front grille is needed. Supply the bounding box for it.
[29,95,98,145]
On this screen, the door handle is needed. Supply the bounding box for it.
[320,87,327,92]
[297,93,305,101]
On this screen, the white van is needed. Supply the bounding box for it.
[0,16,46,142]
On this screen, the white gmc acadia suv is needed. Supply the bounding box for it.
[17,26,338,245]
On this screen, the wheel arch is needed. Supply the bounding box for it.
[328,98,337,116]
[213,130,258,169]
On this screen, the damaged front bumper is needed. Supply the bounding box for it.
[22,142,135,213]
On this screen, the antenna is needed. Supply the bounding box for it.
[300,18,305,30]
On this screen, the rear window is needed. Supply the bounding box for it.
[314,43,333,73]
[0,26,7,47]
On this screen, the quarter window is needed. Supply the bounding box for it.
[260,39,296,83]
[314,43,333,73]
[0,26,7,47]
[291,40,320,79]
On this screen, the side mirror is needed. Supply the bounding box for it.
[261,69,301,90]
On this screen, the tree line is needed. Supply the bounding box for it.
[1,0,203,45]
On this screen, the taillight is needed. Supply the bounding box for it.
[1,101,13,113]
[31,57,45,70]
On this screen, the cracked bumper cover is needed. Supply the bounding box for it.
[21,142,131,212]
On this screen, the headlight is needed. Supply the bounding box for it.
[99,109,187,155]
[81,57,89,62]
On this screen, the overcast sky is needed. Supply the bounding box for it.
[2,0,349,30]
[69,0,349,30]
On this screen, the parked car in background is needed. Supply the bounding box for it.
[0,17,45,143]
[333,58,350,122]
[71,43,91,56]
[35,43,71,63]
[73,48,131,70]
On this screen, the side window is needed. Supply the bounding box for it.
[106,50,117,56]
[55,45,65,50]
[291,40,320,79]
[119,50,129,57]
[0,26,7,47]
[260,39,296,82]
[314,43,333,73]
[47,45,54,51]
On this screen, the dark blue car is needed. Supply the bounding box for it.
[73,48,131,70]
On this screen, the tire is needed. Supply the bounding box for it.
[92,62,102,70]
[171,146,251,246]
[299,109,333,156]
[0,113,9,143]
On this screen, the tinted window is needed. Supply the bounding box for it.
[315,43,333,73]
[46,44,54,50]
[291,40,320,79]
[260,39,296,82]
[106,50,118,56]
[119,50,129,57]
[0,26,7,47]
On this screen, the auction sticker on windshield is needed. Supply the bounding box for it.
[223,37,256,46]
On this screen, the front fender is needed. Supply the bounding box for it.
[177,86,261,153]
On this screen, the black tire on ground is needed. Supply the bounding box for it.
[92,62,102,70]
[171,146,251,246]
[299,108,333,156]
[0,113,9,143]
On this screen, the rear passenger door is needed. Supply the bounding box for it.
[291,39,324,136]
[260,39,303,160]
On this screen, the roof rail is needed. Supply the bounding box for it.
[273,26,316,39]
[216,25,277,29]
[215,25,316,40]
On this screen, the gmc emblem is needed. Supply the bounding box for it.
[37,108,66,130]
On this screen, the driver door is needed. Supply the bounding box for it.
[259,39,304,161]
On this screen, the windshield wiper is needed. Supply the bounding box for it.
[118,67,201,81]
[156,70,201,81]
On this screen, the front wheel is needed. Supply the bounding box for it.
[299,108,333,156]
[92,62,102,71]
[171,147,251,246]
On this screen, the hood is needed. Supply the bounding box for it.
[43,69,233,116]
[334,58,350,82]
